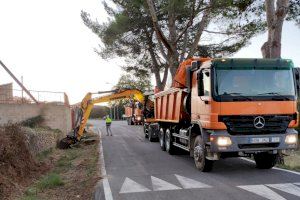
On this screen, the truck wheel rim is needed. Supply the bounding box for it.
[148,129,151,140]
[160,130,164,147]
[160,136,164,146]
[165,131,170,150]
[194,145,204,163]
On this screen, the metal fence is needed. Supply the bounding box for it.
[0,88,69,106]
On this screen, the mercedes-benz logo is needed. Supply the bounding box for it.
[254,116,265,129]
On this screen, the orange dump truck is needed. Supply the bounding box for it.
[125,101,144,125]
[144,58,299,172]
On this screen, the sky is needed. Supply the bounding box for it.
[0,0,300,104]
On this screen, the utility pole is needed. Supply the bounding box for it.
[114,104,116,120]
[110,106,112,118]
[21,76,24,103]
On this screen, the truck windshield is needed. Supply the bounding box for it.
[215,69,295,101]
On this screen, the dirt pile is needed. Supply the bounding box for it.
[0,124,48,200]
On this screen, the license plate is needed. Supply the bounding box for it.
[271,137,280,143]
[250,137,269,143]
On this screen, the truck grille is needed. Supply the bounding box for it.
[238,143,280,149]
[219,115,293,135]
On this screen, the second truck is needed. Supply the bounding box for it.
[144,58,299,172]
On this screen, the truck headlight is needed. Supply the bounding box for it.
[136,116,142,121]
[217,136,232,147]
[285,134,298,144]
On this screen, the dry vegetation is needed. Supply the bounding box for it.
[22,133,100,200]
[0,123,100,200]
[0,124,49,200]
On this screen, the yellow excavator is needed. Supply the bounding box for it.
[58,88,144,148]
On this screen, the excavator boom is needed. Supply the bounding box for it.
[58,89,144,149]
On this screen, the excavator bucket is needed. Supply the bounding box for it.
[58,136,77,149]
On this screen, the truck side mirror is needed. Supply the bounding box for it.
[197,71,204,96]
[293,68,300,97]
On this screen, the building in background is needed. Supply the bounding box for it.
[0,83,13,103]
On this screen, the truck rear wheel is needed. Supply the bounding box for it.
[254,153,277,169]
[165,129,176,154]
[159,128,166,151]
[148,126,155,142]
[193,135,213,172]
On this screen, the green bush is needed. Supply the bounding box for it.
[21,115,44,128]
[37,173,64,190]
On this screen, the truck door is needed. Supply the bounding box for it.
[191,68,212,128]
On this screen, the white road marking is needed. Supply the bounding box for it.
[175,174,212,189]
[237,185,286,200]
[98,128,114,200]
[266,183,300,197]
[240,157,300,176]
[151,176,182,191]
[119,177,151,194]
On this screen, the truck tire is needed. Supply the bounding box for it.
[193,135,213,172]
[159,128,166,151]
[254,153,277,169]
[148,126,155,142]
[127,118,131,125]
[128,117,134,125]
[144,124,148,138]
[165,129,176,154]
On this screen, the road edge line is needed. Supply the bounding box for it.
[240,157,300,176]
[96,128,114,200]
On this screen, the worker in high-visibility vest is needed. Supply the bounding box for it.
[105,115,113,136]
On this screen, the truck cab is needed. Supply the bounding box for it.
[190,58,298,169]
[125,101,144,125]
[150,58,299,172]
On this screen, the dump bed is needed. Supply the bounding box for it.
[154,88,187,123]
[124,106,143,117]
[124,106,133,117]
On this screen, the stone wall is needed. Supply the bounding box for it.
[23,127,64,155]
[0,103,72,134]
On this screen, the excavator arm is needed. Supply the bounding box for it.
[59,89,144,148]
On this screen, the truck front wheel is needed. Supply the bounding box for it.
[254,153,277,169]
[159,128,166,151]
[193,135,213,172]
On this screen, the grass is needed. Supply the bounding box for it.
[277,149,300,171]
[86,144,99,177]
[37,148,54,161]
[37,173,64,190]
[22,133,100,200]
[22,173,64,200]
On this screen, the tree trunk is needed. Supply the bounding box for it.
[144,27,169,90]
[261,0,288,58]
[168,52,178,78]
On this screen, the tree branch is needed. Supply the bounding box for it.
[145,0,173,53]
[187,5,211,58]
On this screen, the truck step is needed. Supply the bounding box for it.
[172,133,188,140]
[173,142,189,151]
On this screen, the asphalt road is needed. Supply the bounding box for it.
[89,120,300,200]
